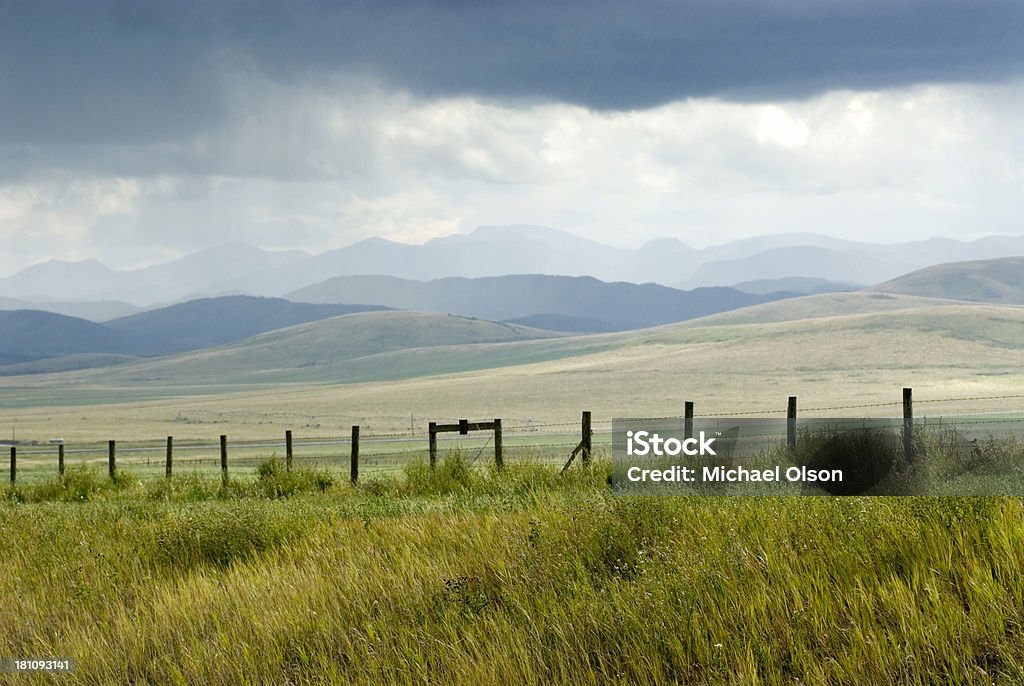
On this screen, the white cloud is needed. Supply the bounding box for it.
[1,76,1022,275]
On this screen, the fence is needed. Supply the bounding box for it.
[5,387,1024,485]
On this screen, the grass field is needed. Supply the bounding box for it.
[3,457,1024,685]
[3,294,1024,683]
[2,293,1024,446]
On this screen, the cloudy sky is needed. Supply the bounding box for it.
[1,0,1022,276]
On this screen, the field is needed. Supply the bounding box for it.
[3,294,1024,447]
[3,457,1024,685]
[4,293,1024,683]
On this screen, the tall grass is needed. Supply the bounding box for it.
[2,456,1024,684]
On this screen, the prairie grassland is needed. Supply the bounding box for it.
[2,457,1024,685]
[3,296,1024,444]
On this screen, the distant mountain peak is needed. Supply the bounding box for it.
[470,224,562,237]
[642,237,691,251]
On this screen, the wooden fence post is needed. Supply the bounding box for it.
[350,425,359,484]
[903,387,914,463]
[581,411,592,465]
[9,446,14,485]
[429,422,437,469]
[285,429,293,472]
[108,440,116,479]
[220,434,228,488]
[165,436,173,478]
[787,396,797,453]
[684,401,694,440]
[58,443,65,477]
[494,418,503,469]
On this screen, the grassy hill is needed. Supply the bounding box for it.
[105,296,389,352]
[0,310,163,365]
[0,353,140,376]
[872,256,1024,303]
[43,311,578,388]
[0,297,393,374]
[685,291,958,326]
[5,295,1024,439]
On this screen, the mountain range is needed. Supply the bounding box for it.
[285,274,786,332]
[4,226,1024,309]
[3,254,1024,386]
[0,277,787,372]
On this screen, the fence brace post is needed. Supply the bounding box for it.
[581,411,592,465]
[494,418,503,469]
[165,436,173,478]
[429,422,437,469]
[787,396,797,453]
[220,434,228,488]
[285,429,293,472]
[350,425,359,484]
[903,387,914,463]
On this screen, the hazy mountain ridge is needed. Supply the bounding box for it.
[0,310,164,365]
[5,226,1024,307]
[0,243,310,305]
[285,274,790,332]
[105,296,389,352]
[731,277,859,296]
[0,297,143,321]
[0,297,390,372]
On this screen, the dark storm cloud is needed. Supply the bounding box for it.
[1,0,1022,146]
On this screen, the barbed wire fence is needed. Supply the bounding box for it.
[5,388,1024,484]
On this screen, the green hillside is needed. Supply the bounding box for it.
[105,296,388,351]
[685,291,961,326]
[0,353,139,376]
[872,256,1024,303]
[44,311,586,388]
[0,309,163,365]
[5,295,1024,418]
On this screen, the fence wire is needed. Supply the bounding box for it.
[6,391,1024,483]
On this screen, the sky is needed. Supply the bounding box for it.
[1,0,1023,276]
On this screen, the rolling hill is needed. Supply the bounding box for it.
[0,310,161,366]
[685,291,958,326]
[41,311,577,388]
[104,296,389,352]
[285,274,790,332]
[5,294,1024,431]
[872,256,1024,304]
[0,296,392,373]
